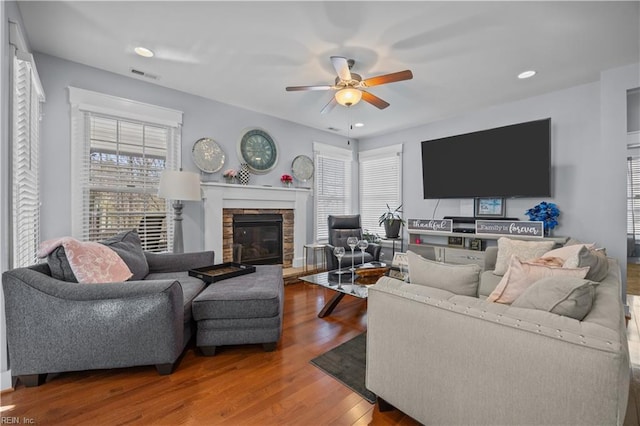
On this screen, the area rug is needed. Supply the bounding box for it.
[310,333,376,404]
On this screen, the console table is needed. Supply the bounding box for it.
[407,229,568,267]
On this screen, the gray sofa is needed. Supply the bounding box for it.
[366,248,630,425]
[3,246,214,388]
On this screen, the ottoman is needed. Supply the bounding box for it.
[192,265,284,355]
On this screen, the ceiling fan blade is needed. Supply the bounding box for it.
[286,85,333,92]
[330,56,352,81]
[320,97,338,114]
[361,91,390,110]
[362,70,413,88]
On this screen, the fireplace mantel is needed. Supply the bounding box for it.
[202,183,311,267]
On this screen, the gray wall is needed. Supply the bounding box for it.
[33,53,356,252]
[360,63,640,296]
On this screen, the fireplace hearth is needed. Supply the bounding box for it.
[232,214,283,265]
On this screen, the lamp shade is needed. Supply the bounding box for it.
[158,170,201,201]
[334,88,362,107]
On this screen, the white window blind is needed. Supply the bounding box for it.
[69,88,182,252]
[313,142,353,242]
[628,155,640,241]
[11,53,45,268]
[359,144,403,236]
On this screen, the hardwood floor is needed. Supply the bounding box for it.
[4,276,638,425]
[0,282,419,425]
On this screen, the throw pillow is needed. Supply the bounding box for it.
[407,250,481,297]
[99,230,149,280]
[512,276,598,321]
[487,256,589,304]
[493,238,555,276]
[562,246,609,282]
[39,237,133,283]
[541,243,595,262]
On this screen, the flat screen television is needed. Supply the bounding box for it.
[421,118,551,199]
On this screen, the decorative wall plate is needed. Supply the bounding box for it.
[192,138,225,173]
[238,128,278,174]
[291,155,314,182]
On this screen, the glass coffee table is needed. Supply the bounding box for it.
[300,263,389,318]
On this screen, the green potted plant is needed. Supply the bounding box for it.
[378,204,405,239]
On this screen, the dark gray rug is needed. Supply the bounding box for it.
[310,333,376,404]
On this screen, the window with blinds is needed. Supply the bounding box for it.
[359,145,403,236]
[87,115,172,251]
[628,155,640,241]
[69,87,182,252]
[11,54,45,268]
[313,143,353,242]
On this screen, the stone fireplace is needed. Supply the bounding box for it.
[224,209,293,266]
[202,183,310,268]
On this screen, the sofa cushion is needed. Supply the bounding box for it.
[99,230,149,280]
[494,238,555,276]
[407,251,481,297]
[146,271,206,322]
[563,246,609,282]
[512,276,598,321]
[40,237,132,284]
[488,256,589,304]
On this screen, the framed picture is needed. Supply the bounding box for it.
[474,198,505,218]
[447,236,464,247]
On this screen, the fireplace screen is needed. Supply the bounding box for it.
[232,214,283,265]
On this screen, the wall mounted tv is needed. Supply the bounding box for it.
[421,118,551,199]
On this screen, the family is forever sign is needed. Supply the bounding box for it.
[475,220,544,237]
[408,218,453,233]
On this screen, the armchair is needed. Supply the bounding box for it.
[324,215,381,270]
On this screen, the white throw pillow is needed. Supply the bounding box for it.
[407,250,481,297]
[493,238,555,276]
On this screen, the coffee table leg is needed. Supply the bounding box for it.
[318,292,346,318]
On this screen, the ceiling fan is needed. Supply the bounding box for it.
[285,56,413,114]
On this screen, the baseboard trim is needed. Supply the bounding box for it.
[1,369,13,391]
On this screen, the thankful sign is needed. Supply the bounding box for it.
[407,219,453,233]
[475,220,544,237]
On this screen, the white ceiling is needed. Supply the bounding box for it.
[17,1,640,138]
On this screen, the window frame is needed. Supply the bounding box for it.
[313,142,353,243]
[68,87,183,248]
[358,144,403,239]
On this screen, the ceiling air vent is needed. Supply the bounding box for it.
[129,68,159,80]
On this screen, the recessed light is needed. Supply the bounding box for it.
[518,70,536,79]
[134,46,154,58]
[353,122,364,128]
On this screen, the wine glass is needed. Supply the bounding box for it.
[347,236,358,271]
[333,246,346,274]
[357,239,369,266]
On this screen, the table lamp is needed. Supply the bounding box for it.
[158,170,201,253]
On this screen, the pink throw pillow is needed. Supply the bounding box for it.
[38,237,132,284]
[487,255,589,304]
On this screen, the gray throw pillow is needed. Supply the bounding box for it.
[407,250,481,297]
[563,246,609,282]
[99,230,149,280]
[47,246,79,282]
[511,276,597,321]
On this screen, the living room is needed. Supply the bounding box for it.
[1,1,639,424]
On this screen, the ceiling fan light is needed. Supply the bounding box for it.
[334,88,362,107]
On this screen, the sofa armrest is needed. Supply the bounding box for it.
[2,267,185,376]
[144,251,215,274]
[366,243,382,261]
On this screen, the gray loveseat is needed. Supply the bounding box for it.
[366,243,630,425]
[2,231,214,388]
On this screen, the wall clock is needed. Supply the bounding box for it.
[238,128,278,174]
[291,155,314,182]
[192,137,225,173]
